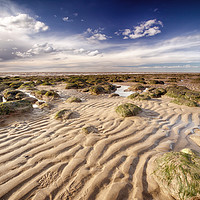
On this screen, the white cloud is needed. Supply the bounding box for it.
[63,17,73,22]
[85,28,111,41]
[122,29,131,36]
[73,48,85,54]
[89,33,108,41]
[0,13,48,33]
[87,50,100,56]
[0,1,200,72]
[73,13,78,17]
[14,43,55,57]
[118,19,163,39]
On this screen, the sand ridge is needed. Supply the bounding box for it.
[0,94,200,200]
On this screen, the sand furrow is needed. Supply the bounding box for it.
[1,95,200,199]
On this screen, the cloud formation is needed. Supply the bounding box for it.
[0,1,199,72]
[87,50,100,56]
[62,17,73,22]
[85,28,111,41]
[0,13,48,33]
[14,43,55,58]
[116,19,163,39]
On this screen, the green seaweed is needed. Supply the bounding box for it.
[153,149,200,200]
[115,103,142,117]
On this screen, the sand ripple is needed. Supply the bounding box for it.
[0,97,200,199]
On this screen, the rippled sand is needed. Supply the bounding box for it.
[0,89,200,199]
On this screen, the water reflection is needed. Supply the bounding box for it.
[114,85,135,97]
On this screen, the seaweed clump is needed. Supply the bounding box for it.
[54,109,74,120]
[3,90,27,101]
[32,90,59,101]
[127,92,151,101]
[66,96,82,103]
[115,103,142,117]
[153,149,200,200]
[0,100,32,116]
[166,86,200,107]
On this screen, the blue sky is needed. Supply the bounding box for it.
[0,0,200,72]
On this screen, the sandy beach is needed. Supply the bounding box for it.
[0,82,200,200]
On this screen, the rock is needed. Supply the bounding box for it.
[0,100,33,116]
[22,97,38,104]
[115,103,142,117]
[82,125,98,134]
[148,80,165,85]
[82,88,89,92]
[127,93,151,101]
[35,101,45,106]
[109,93,119,97]
[128,84,146,91]
[43,90,59,101]
[147,88,166,98]
[171,97,198,107]
[65,83,79,89]
[152,149,200,200]
[89,85,106,95]
[32,90,47,99]
[3,89,27,101]
[66,96,82,103]
[39,102,52,110]
[127,92,139,99]
[137,94,151,101]
[54,109,74,120]
[32,90,59,101]
[0,84,9,92]
[89,84,116,95]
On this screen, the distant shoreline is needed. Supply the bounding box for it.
[0,71,200,77]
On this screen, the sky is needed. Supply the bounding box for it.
[0,0,200,72]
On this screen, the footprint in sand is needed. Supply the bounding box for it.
[38,171,59,188]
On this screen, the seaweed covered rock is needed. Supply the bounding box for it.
[0,100,32,116]
[3,90,27,101]
[89,85,106,95]
[43,90,60,101]
[166,86,200,107]
[127,92,139,99]
[19,81,36,90]
[82,88,89,92]
[171,98,198,107]
[127,92,151,101]
[137,94,151,100]
[9,81,23,89]
[82,125,98,134]
[39,102,52,110]
[0,83,9,92]
[109,93,119,98]
[32,90,47,99]
[166,85,190,98]
[54,109,74,120]
[128,84,146,91]
[32,90,59,101]
[148,80,164,85]
[22,97,38,104]
[153,149,200,200]
[116,103,142,117]
[147,88,166,98]
[65,83,79,89]
[89,84,116,95]
[102,84,117,93]
[66,96,82,103]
